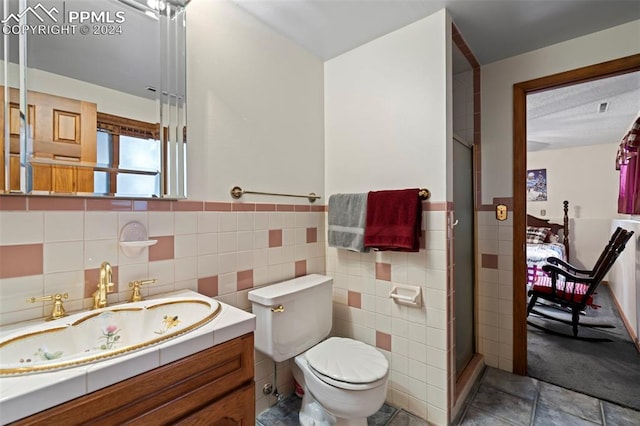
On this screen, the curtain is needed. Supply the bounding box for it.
[617,116,640,214]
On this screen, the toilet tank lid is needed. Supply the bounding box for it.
[248,274,333,306]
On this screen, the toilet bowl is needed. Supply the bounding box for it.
[294,337,389,426]
[248,275,390,426]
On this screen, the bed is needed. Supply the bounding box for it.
[526,200,570,287]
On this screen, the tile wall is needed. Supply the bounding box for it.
[0,196,465,422]
[326,203,451,425]
[477,210,513,371]
[0,195,326,416]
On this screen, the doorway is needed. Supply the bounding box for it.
[512,54,640,375]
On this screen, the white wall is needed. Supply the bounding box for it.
[527,143,620,268]
[609,219,640,345]
[1,61,157,123]
[482,20,640,204]
[527,143,619,219]
[325,11,449,199]
[184,0,325,415]
[186,0,325,203]
[325,9,452,424]
[453,69,473,144]
[478,19,640,372]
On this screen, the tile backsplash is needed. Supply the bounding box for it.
[0,197,326,326]
[1,196,458,423]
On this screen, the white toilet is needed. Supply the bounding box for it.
[248,274,389,426]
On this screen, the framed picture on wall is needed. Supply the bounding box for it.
[527,168,547,201]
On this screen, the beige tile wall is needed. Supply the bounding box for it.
[477,210,513,371]
[0,196,326,417]
[0,198,326,321]
[0,196,470,422]
[326,207,450,424]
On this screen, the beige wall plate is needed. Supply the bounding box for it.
[496,204,508,221]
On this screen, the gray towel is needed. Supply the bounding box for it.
[328,193,369,252]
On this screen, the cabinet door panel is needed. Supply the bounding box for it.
[31,164,52,191]
[174,382,255,426]
[52,165,76,193]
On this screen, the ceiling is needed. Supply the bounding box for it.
[232,0,640,151]
[3,0,639,150]
[231,0,640,64]
[527,71,640,152]
[1,0,175,100]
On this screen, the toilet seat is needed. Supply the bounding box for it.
[305,337,388,390]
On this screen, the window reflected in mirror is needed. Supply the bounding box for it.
[95,129,161,198]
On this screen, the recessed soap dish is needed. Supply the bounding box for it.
[119,221,157,257]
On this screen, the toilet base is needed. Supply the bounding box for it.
[336,419,367,426]
[298,388,367,426]
[299,389,335,426]
[294,352,388,424]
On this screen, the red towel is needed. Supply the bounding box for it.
[364,188,422,252]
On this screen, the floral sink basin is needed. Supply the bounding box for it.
[0,297,221,376]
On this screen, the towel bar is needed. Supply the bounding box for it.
[230,186,321,203]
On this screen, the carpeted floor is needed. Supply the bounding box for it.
[527,284,640,411]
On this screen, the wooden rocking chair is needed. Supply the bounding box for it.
[526,228,634,342]
[545,227,625,278]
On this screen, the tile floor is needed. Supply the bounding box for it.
[255,366,640,425]
[456,366,640,425]
[255,393,426,425]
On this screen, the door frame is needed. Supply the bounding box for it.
[512,53,640,375]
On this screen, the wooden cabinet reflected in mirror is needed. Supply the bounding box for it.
[1,87,97,194]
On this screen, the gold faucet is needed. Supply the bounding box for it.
[92,261,115,310]
[27,293,69,321]
[128,278,157,302]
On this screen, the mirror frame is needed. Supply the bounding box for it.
[1,0,187,199]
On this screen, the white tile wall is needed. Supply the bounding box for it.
[326,210,450,423]
[477,211,513,372]
[84,212,118,240]
[1,205,326,421]
[44,241,84,273]
[0,208,326,325]
[44,212,84,242]
[0,212,44,244]
[4,204,482,422]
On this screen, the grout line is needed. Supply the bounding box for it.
[457,374,484,424]
[453,366,490,425]
[529,388,540,426]
[384,408,401,425]
[600,400,606,426]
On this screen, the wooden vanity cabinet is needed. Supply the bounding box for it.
[12,333,255,426]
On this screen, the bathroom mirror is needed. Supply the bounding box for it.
[0,0,187,198]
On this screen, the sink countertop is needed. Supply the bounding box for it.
[0,290,256,425]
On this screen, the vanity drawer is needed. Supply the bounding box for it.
[12,333,254,425]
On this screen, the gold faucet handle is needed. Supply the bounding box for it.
[27,293,69,321]
[128,279,157,302]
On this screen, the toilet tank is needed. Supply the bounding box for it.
[248,274,333,362]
